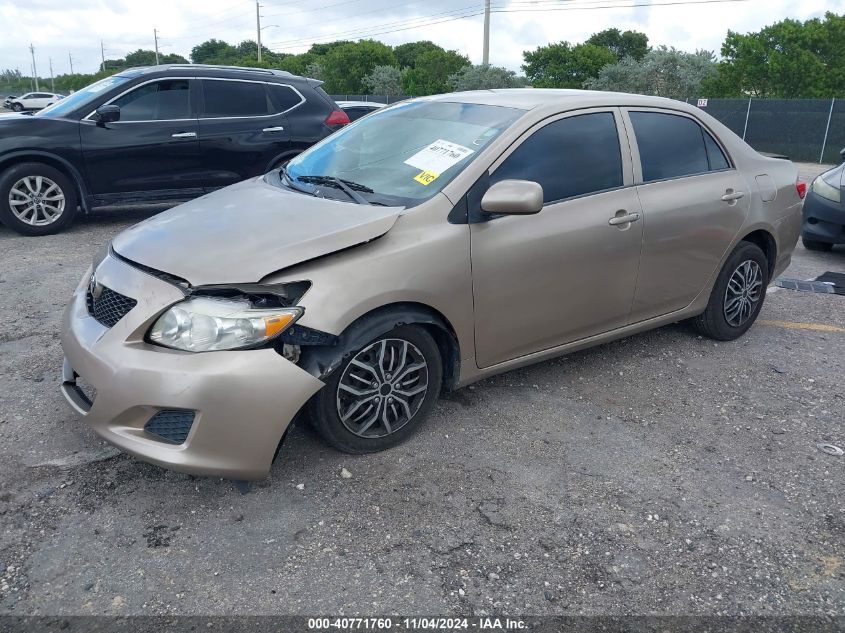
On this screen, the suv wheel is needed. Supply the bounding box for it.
[309,325,443,453]
[0,163,78,236]
[11,102,23,112]
[802,236,833,252]
[690,241,769,341]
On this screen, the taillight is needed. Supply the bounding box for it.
[796,180,807,199]
[325,109,350,127]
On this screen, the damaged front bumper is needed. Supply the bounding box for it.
[60,252,324,480]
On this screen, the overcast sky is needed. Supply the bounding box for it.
[1,0,842,78]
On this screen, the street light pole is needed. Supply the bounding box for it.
[154,28,160,65]
[30,43,39,91]
[256,1,262,63]
[68,52,75,75]
[100,40,106,72]
[482,0,490,65]
[49,57,54,92]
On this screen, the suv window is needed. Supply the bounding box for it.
[268,84,301,113]
[630,111,726,182]
[113,79,191,121]
[492,112,623,204]
[202,80,270,118]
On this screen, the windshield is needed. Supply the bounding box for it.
[284,100,524,206]
[35,75,133,118]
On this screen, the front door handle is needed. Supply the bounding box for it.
[262,126,285,133]
[608,211,641,226]
[721,190,745,202]
[171,131,197,139]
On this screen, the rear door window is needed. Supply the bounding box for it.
[491,111,624,204]
[268,84,302,113]
[202,80,270,118]
[113,79,192,121]
[630,111,714,182]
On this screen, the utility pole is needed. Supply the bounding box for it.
[49,57,54,92]
[256,1,262,63]
[100,40,106,72]
[154,28,160,65]
[68,52,75,75]
[482,0,490,65]
[29,43,39,90]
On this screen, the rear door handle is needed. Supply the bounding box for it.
[721,191,745,202]
[608,212,641,226]
[262,126,285,133]
[171,132,197,139]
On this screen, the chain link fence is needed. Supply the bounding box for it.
[689,98,843,164]
[329,94,410,104]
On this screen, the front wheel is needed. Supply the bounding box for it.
[690,241,769,341]
[0,163,78,236]
[11,102,23,112]
[309,325,443,454]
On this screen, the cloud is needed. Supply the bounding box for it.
[0,0,843,78]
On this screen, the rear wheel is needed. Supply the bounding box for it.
[690,241,769,341]
[309,325,443,453]
[0,163,78,236]
[802,236,833,252]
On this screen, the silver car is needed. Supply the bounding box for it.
[61,89,804,479]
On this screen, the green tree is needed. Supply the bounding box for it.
[402,48,469,95]
[522,42,615,88]
[448,64,525,91]
[585,46,717,99]
[708,13,845,98]
[363,65,404,95]
[586,28,649,61]
[393,41,444,69]
[321,40,396,93]
[190,39,238,64]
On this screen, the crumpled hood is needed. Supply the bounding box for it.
[112,176,404,286]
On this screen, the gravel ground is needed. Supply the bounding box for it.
[0,163,843,617]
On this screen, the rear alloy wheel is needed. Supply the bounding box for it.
[802,236,833,252]
[690,241,769,341]
[309,325,443,453]
[0,163,78,235]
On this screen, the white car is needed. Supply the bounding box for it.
[336,100,386,121]
[9,92,64,112]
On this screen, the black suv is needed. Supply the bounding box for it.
[0,64,350,235]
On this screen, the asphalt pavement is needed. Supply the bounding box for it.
[0,163,842,617]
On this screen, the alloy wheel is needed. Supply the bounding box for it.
[336,338,429,438]
[723,260,763,327]
[8,175,66,226]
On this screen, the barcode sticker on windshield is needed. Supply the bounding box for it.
[414,170,439,186]
[404,140,474,174]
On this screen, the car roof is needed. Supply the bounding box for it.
[423,88,690,112]
[115,64,315,84]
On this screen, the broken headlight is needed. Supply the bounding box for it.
[148,296,302,352]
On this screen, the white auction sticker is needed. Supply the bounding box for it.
[404,139,474,175]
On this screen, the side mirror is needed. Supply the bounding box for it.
[481,179,544,216]
[95,104,120,125]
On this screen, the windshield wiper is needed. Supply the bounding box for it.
[295,175,373,205]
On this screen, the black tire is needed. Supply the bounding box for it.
[802,236,833,252]
[11,102,23,112]
[0,162,78,236]
[690,241,769,341]
[309,324,443,454]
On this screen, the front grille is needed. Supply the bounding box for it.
[86,286,137,328]
[144,410,196,444]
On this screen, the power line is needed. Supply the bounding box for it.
[265,0,754,51]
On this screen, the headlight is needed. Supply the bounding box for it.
[811,177,841,203]
[148,296,302,352]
